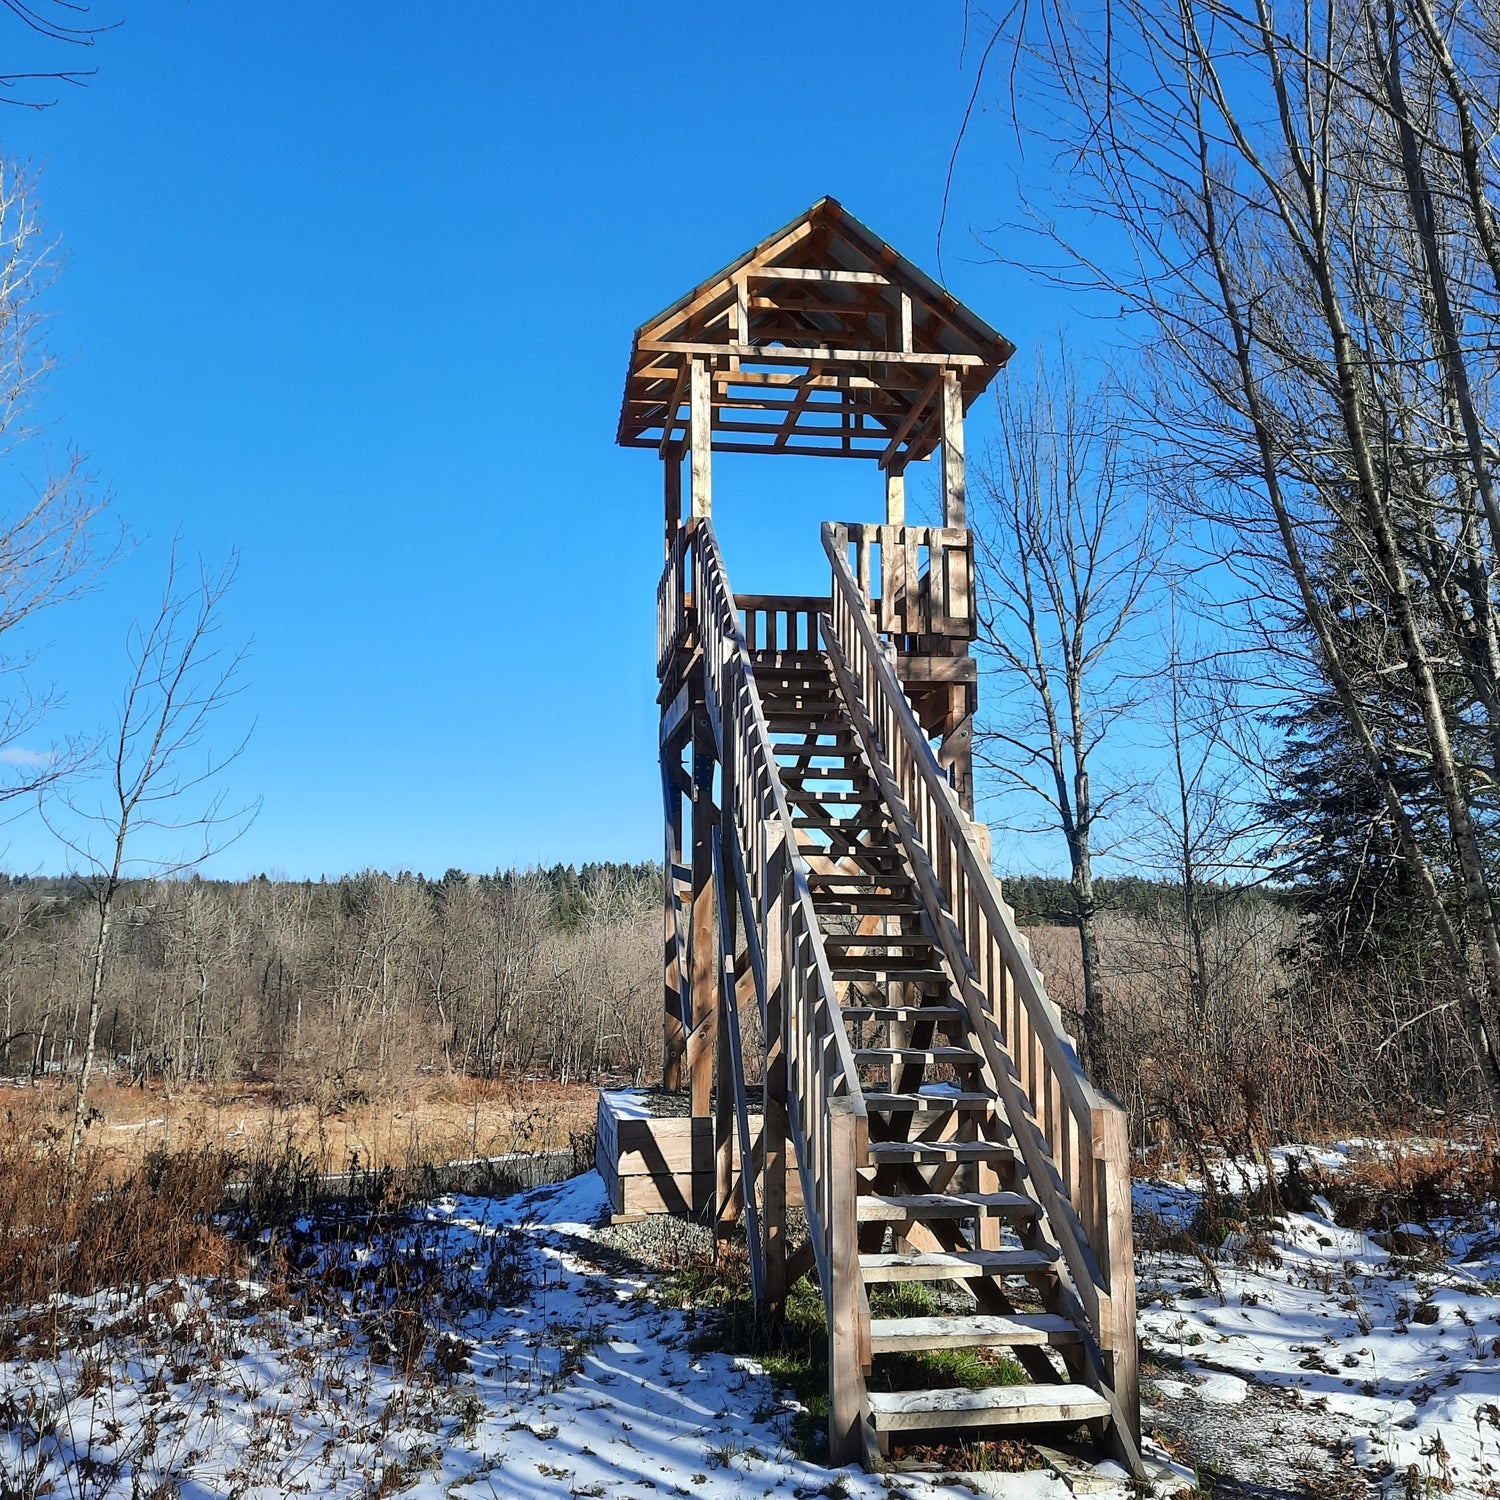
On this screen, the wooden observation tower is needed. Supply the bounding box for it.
[603,198,1141,1473]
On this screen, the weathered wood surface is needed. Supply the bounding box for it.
[868,1313,1079,1353]
[830,523,974,641]
[689,522,870,1464]
[823,522,1141,1460]
[866,1384,1112,1431]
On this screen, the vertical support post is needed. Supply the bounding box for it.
[940,369,965,529]
[690,357,713,520]
[688,717,718,1141]
[1095,1104,1140,1447]
[938,700,975,817]
[715,822,737,1231]
[884,464,906,527]
[662,751,686,1090]
[762,846,789,1314]
[664,442,684,559]
[827,1100,865,1466]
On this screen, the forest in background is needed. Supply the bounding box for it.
[0,858,1474,1156]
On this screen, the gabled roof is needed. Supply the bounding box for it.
[617,197,1015,465]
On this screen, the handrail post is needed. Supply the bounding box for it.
[1094,1103,1139,1446]
[826,1098,865,1467]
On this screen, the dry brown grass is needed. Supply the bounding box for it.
[1301,1136,1500,1231]
[0,1139,242,1315]
[2,1072,597,1178]
[0,1072,597,1314]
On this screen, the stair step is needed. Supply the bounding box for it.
[841,1005,964,1023]
[855,1047,981,1067]
[868,1140,1013,1165]
[814,898,925,915]
[825,934,935,951]
[857,1192,1038,1222]
[868,1313,1081,1353]
[866,1383,1111,1433]
[767,718,848,733]
[773,727,858,743]
[794,814,892,834]
[803,870,912,887]
[834,967,949,984]
[858,1247,1058,1282]
[864,1091,995,1112]
[785,790,881,806]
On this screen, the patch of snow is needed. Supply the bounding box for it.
[601,1087,653,1120]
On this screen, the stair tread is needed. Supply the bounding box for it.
[868,1314,1080,1351]
[869,1140,1013,1162]
[825,933,934,948]
[864,1091,995,1110]
[857,1192,1038,1220]
[816,894,918,906]
[854,1046,980,1064]
[841,1005,964,1021]
[866,1383,1111,1431]
[835,968,949,984]
[859,1247,1059,1281]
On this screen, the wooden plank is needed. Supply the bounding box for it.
[858,1247,1057,1281]
[638,340,986,367]
[894,655,978,684]
[885,468,906,527]
[689,717,717,1117]
[867,1384,1111,1431]
[867,1140,1012,1165]
[690,357,712,519]
[868,1313,1080,1353]
[747,265,891,285]
[940,369,966,528]
[827,1102,865,1466]
[855,1192,1039,1221]
[1095,1104,1140,1447]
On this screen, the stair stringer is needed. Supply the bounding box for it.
[820,617,1147,1480]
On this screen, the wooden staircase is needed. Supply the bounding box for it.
[655,519,1141,1473]
[754,635,1129,1462]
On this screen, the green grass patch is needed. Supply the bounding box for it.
[660,1259,1029,1461]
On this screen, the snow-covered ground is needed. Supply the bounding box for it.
[1,1171,1166,1499]
[15,1144,1500,1498]
[1137,1141,1500,1495]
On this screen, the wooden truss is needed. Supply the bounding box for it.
[618,197,1015,470]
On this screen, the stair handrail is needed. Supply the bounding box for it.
[683,520,871,1463]
[823,521,1139,1448]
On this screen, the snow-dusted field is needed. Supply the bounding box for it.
[11,1144,1500,1497]
[1138,1142,1500,1496]
[1,1172,1158,1500]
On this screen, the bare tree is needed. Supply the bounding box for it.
[0,156,113,801]
[45,545,254,1178]
[968,0,1500,1109]
[0,1,115,109]
[970,343,1160,1067]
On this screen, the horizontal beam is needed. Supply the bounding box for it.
[746,266,889,285]
[637,340,988,368]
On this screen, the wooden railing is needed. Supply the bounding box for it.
[735,594,828,655]
[833,522,975,639]
[683,521,872,1464]
[822,521,1139,1449]
[657,525,691,678]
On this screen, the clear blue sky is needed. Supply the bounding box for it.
[0,2,1088,879]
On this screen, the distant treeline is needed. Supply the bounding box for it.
[998,874,1277,927]
[0,865,663,1092]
